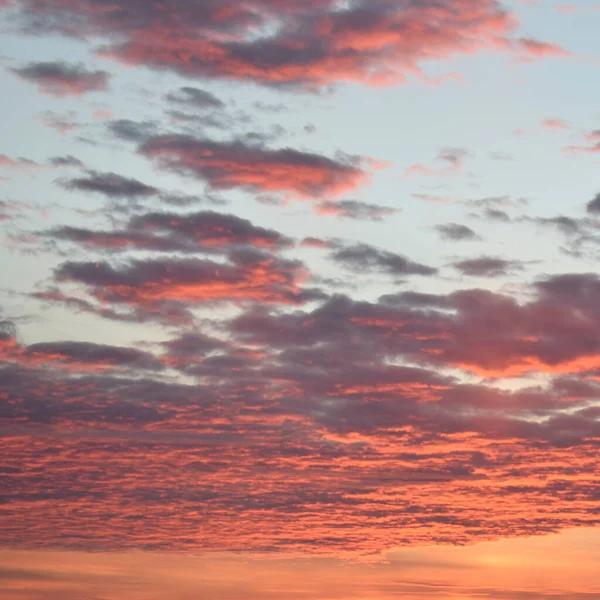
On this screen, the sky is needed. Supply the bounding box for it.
[1,0,600,598]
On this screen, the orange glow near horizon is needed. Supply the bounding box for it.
[1,528,599,600]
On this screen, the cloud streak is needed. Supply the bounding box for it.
[10,61,110,96]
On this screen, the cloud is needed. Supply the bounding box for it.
[139,135,380,199]
[108,119,159,142]
[5,270,600,555]
[541,118,569,131]
[330,242,437,277]
[38,110,80,134]
[50,250,315,320]
[166,86,225,109]
[232,271,600,380]
[0,154,38,169]
[45,210,292,253]
[61,171,158,198]
[315,200,398,221]
[0,199,34,221]
[481,208,511,222]
[411,193,453,203]
[525,215,584,236]
[5,0,559,89]
[48,155,84,168]
[587,193,600,214]
[4,340,163,372]
[300,237,330,249]
[10,61,110,96]
[3,0,600,569]
[404,147,470,178]
[436,223,480,241]
[563,130,600,154]
[452,256,523,277]
[518,38,571,59]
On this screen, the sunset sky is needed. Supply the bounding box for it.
[1,1,600,598]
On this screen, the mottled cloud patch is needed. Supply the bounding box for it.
[315,200,398,221]
[139,135,381,199]
[61,171,158,198]
[10,61,110,96]
[4,270,600,555]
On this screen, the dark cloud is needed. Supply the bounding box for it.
[24,341,163,371]
[10,61,110,96]
[330,242,437,277]
[61,171,158,198]
[166,86,225,109]
[452,256,523,277]
[162,332,225,358]
[315,200,398,221]
[0,319,17,341]
[436,223,480,241]
[465,195,526,209]
[108,119,159,142]
[482,208,511,222]
[525,215,583,236]
[587,192,600,214]
[378,291,449,308]
[48,155,84,168]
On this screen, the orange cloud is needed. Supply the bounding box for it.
[4,0,566,89]
[140,136,376,199]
